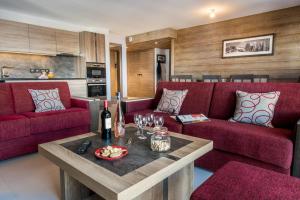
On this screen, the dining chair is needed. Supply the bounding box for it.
[253,75,270,83]
[202,75,222,82]
[170,75,193,82]
[229,74,254,83]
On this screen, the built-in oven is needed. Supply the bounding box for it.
[86,62,106,79]
[87,82,106,97]
[86,62,106,97]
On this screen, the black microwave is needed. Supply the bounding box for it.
[86,62,106,79]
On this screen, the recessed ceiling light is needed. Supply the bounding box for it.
[209,9,216,18]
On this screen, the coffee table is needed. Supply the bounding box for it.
[39,124,213,200]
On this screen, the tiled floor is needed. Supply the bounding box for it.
[0,153,213,200]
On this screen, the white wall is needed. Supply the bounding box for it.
[108,33,128,98]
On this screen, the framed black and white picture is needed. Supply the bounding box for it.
[157,54,166,63]
[222,34,274,58]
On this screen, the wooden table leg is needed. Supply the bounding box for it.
[60,169,91,200]
[168,163,194,200]
[133,163,194,200]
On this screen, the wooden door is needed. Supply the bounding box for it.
[127,49,155,97]
[96,33,105,63]
[79,31,96,62]
[29,25,56,55]
[0,19,29,53]
[56,30,79,55]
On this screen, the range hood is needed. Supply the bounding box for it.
[56,53,78,57]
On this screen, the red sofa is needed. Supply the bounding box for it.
[0,82,91,160]
[190,161,300,200]
[123,82,300,176]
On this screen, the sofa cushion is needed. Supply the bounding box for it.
[125,109,183,133]
[230,90,280,127]
[153,82,214,115]
[190,161,300,200]
[0,114,30,142]
[196,149,290,175]
[183,119,293,169]
[22,108,90,134]
[0,83,15,115]
[10,82,71,114]
[209,82,300,129]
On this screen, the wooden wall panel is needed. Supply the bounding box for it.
[174,6,300,80]
[110,49,118,96]
[127,49,155,97]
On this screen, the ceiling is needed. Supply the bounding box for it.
[0,0,299,35]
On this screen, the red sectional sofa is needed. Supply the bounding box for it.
[123,82,300,176]
[0,82,91,160]
[190,161,300,200]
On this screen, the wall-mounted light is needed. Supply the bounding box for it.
[209,9,216,18]
[155,41,158,45]
[128,36,133,42]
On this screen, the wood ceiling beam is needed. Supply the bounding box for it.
[126,28,177,45]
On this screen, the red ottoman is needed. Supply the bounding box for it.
[191,161,300,200]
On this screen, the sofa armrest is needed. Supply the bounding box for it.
[71,98,90,109]
[71,97,101,132]
[122,98,155,114]
[292,119,300,177]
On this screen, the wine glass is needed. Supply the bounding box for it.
[138,116,147,140]
[134,114,141,135]
[154,116,164,129]
[146,113,154,134]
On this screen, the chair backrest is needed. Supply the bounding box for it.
[253,75,269,83]
[203,75,222,83]
[170,75,193,82]
[230,74,254,83]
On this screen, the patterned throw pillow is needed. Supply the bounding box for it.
[156,88,188,115]
[28,88,66,112]
[230,90,280,127]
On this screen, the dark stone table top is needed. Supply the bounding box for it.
[61,127,192,176]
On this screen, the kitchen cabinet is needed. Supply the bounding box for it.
[56,30,80,55]
[29,25,57,55]
[0,19,29,53]
[80,31,106,63]
[96,33,106,63]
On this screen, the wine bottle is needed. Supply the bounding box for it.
[101,100,111,140]
[114,92,125,137]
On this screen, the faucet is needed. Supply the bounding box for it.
[1,66,13,79]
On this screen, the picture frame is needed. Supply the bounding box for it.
[222,34,275,58]
[157,54,166,63]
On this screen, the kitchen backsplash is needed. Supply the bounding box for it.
[0,53,80,78]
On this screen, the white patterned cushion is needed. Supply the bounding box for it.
[156,88,188,115]
[28,88,65,112]
[230,90,280,127]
